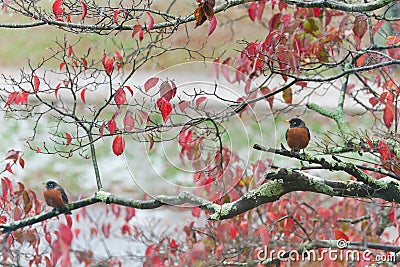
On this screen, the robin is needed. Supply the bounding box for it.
[43,180,72,214]
[285,118,310,152]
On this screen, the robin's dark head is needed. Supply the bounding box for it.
[285,118,307,128]
[43,180,59,190]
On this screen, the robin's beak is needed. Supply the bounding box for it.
[284,120,290,124]
[42,182,47,186]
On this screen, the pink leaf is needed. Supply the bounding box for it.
[144,77,159,92]
[125,207,136,222]
[112,135,125,156]
[80,1,87,20]
[144,11,154,31]
[59,223,73,245]
[192,206,201,218]
[132,24,142,38]
[59,62,66,71]
[160,81,177,101]
[32,75,40,92]
[178,100,190,112]
[80,88,87,103]
[123,110,135,131]
[68,45,73,57]
[100,121,105,139]
[213,57,220,79]
[196,96,206,107]
[138,29,144,41]
[156,97,172,122]
[208,15,217,36]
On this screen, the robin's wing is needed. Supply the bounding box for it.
[306,127,311,140]
[58,188,69,204]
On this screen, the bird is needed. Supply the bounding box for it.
[285,118,310,152]
[43,180,72,214]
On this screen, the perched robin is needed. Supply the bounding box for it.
[43,181,71,214]
[285,118,310,152]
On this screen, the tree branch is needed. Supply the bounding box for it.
[283,0,394,12]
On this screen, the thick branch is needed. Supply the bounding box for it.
[283,0,394,12]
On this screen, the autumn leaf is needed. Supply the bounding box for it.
[196,96,207,107]
[383,103,394,128]
[178,100,190,112]
[114,88,126,108]
[80,1,87,20]
[159,80,177,101]
[144,77,159,92]
[208,15,217,36]
[282,88,292,104]
[80,88,87,103]
[32,75,40,92]
[132,24,143,39]
[144,11,154,31]
[104,58,114,75]
[123,110,135,131]
[112,134,125,156]
[334,229,349,241]
[194,4,207,28]
[107,119,117,134]
[156,97,172,122]
[52,0,64,17]
[65,132,72,146]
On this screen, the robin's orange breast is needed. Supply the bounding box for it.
[286,127,310,150]
[43,189,65,208]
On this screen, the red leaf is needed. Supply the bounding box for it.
[80,88,87,103]
[32,75,40,92]
[124,85,133,95]
[365,137,373,149]
[125,207,136,222]
[378,141,390,161]
[369,96,379,107]
[178,100,190,112]
[248,2,257,21]
[23,191,32,214]
[111,204,121,218]
[59,223,73,244]
[144,11,154,31]
[229,223,238,239]
[138,29,144,41]
[112,134,125,156]
[192,206,201,218]
[65,132,72,146]
[60,62,66,71]
[104,58,114,75]
[113,8,122,23]
[196,96,206,107]
[4,92,17,107]
[114,88,126,108]
[388,207,396,223]
[19,157,25,169]
[144,77,159,92]
[384,103,394,128]
[107,119,117,134]
[156,97,172,122]
[208,15,217,36]
[160,81,177,101]
[372,20,385,35]
[36,147,41,153]
[170,238,178,250]
[353,15,367,40]
[81,57,88,68]
[386,36,400,60]
[68,45,73,57]
[80,1,87,20]
[52,0,64,17]
[66,214,72,228]
[100,121,105,139]
[123,110,135,131]
[132,24,142,38]
[334,229,349,241]
[313,8,321,17]
[121,224,131,235]
[101,223,111,238]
